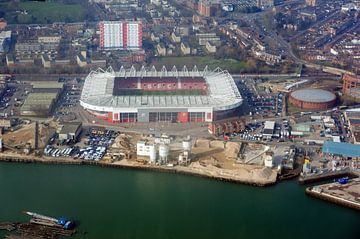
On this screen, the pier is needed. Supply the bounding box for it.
[306,178,360,211]
[0,222,75,239]
[298,169,356,184]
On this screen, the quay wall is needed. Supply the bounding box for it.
[0,155,276,187]
[305,187,360,211]
[299,169,356,184]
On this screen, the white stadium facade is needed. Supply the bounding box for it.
[80,66,243,123]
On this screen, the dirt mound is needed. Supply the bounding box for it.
[225,142,240,160]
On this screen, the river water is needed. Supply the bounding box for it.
[0,162,358,239]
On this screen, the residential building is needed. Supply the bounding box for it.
[99,21,142,50]
[157,43,167,56]
[206,41,216,53]
[257,0,274,9]
[171,32,181,43]
[198,0,211,17]
[38,36,61,44]
[198,0,220,17]
[196,33,221,46]
[76,54,87,67]
[180,42,191,55]
[305,0,317,7]
[41,54,51,68]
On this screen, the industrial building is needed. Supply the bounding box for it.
[345,110,360,144]
[289,88,336,110]
[99,21,142,50]
[0,118,14,130]
[322,141,360,158]
[342,74,360,100]
[80,66,243,123]
[59,122,82,142]
[20,93,58,117]
[263,121,275,139]
[20,82,64,117]
[136,136,192,165]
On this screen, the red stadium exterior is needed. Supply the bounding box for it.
[80,67,243,124]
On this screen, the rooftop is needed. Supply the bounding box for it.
[60,122,82,135]
[80,66,242,111]
[21,92,58,111]
[31,81,64,89]
[322,141,360,157]
[290,88,336,103]
[264,121,275,129]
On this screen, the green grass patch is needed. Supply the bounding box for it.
[0,1,85,24]
[152,56,249,73]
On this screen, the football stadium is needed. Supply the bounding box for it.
[80,66,243,123]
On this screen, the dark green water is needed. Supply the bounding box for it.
[0,162,359,239]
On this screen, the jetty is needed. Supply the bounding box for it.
[299,168,355,184]
[306,178,360,211]
[0,212,76,239]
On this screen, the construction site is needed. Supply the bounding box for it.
[0,117,280,186]
[108,134,279,186]
[1,120,56,155]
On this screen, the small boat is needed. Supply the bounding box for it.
[337,177,349,185]
[23,211,74,229]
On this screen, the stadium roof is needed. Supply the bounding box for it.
[80,66,242,111]
[322,141,360,157]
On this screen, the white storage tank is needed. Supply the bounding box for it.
[159,144,169,163]
[182,139,192,152]
[264,155,273,168]
[149,145,157,164]
[0,138,2,152]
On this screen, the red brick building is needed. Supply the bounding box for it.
[342,74,360,100]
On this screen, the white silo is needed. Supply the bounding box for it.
[182,138,192,153]
[159,144,169,164]
[0,138,2,152]
[149,144,157,164]
[264,155,273,168]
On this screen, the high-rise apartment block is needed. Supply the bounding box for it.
[305,0,318,7]
[99,21,142,50]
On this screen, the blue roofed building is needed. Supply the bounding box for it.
[322,141,360,171]
[322,141,360,158]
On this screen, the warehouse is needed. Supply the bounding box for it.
[20,93,58,117]
[20,82,64,117]
[263,121,275,139]
[59,122,82,142]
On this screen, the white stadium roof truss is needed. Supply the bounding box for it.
[80,66,242,112]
